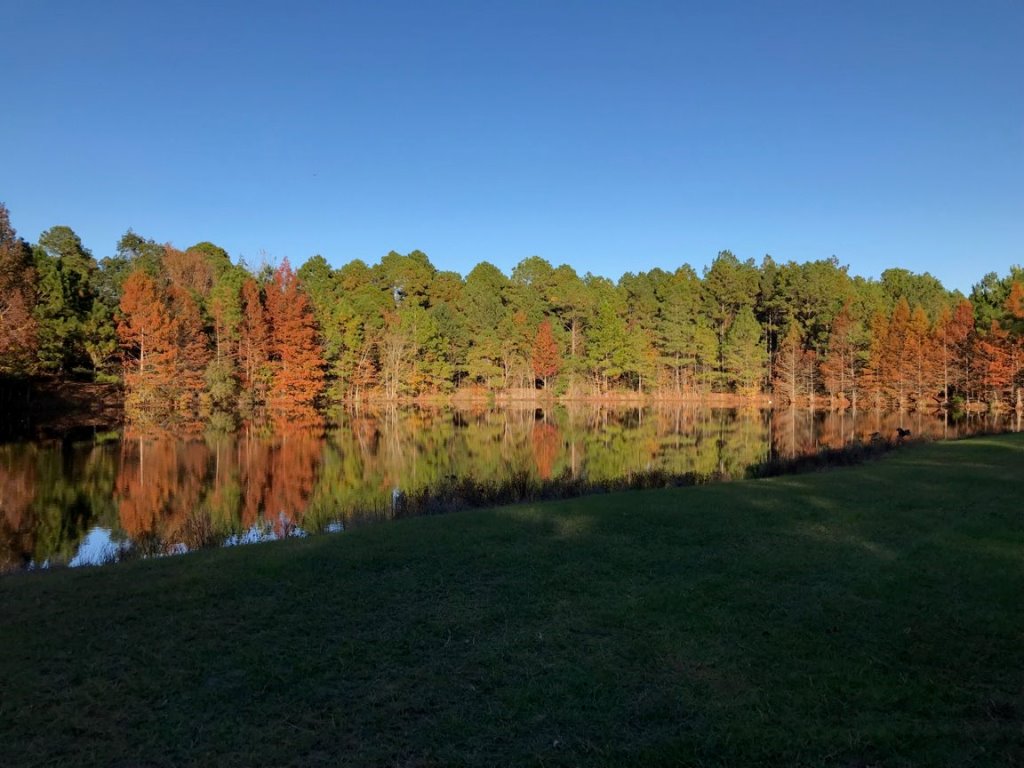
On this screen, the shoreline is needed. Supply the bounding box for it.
[4,377,1014,440]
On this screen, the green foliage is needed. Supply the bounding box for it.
[881,267,953,321]
[31,227,100,376]
[722,306,767,393]
[776,257,851,351]
[583,276,635,389]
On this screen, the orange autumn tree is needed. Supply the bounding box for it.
[119,271,178,424]
[938,299,976,405]
[977,320,1013,407]
[862,310,890,409]
[168,285,212,422]
[904,304,935,408]
[0,203,38,375]
[1006,281,1024,327]
[119,271,211,427]
[819,300,862,409]
[773,323,813,406]
[265,260,325,424]
[531,320,561,390]
[238,277,272,420]
[884,298,912,410]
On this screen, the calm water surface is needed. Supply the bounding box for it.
[1,406,1017,573]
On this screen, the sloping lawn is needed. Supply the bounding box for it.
[2,434,1022,767]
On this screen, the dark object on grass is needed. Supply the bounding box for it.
[896,427,912,439]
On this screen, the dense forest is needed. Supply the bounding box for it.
[1,203,1022,430]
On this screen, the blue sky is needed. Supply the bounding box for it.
[3,0,1021,292]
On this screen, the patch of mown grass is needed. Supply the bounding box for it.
[1,434,1023,767]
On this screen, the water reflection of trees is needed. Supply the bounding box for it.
[1,407,1020,571]
[106,407,783,547]
[115,427,325,553]
[0,442,118,570]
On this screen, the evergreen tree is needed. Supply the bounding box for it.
[32,226,100,377]
[722,307,766,394]
[462,262,508,388]
[702,251,759,386]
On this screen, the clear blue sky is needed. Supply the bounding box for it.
[3,0,1021,292]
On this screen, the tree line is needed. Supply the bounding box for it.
[1,202,1022,429]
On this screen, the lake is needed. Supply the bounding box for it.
[1,406,1018,573]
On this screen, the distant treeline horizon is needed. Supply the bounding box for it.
[1,203,1022,430]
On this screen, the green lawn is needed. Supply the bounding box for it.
[2,434,1022,767]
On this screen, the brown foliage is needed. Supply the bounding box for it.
[0,204,38,374]
[238,278,271,417]
[1007,281,1024,320]
[119,272,178,423]
[265,260,325,425]
[939,300,976,402]
[163,245,215,298]
[772,325,813,405]
[819,301,860,407]
[977,320,1014,404]
[531,320,561,388]
[118,271,211,427]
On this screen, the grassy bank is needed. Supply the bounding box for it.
[2,435,1022,767]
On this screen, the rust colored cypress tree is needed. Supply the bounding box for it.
[119,271,178,424]
[1007,281,1024,319]
[168,285,212,423]
[265,260,325,424]
[977,320,1013,406]
[939,299,976,404]
[238,278,271,420]
[819,301,861,409]
[905,304,934,407]
[118,271,211,427]
[531,320,561,390]
[773,323,812,406]
[0,203,38,375]
[862,311,890,409]
[885,298,912,410]
[163,245,215,298]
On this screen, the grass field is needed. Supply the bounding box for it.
[2,434,1022,767]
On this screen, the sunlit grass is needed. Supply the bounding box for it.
[1,433,1022,766]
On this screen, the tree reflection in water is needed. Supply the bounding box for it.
[1,406,1018,573]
